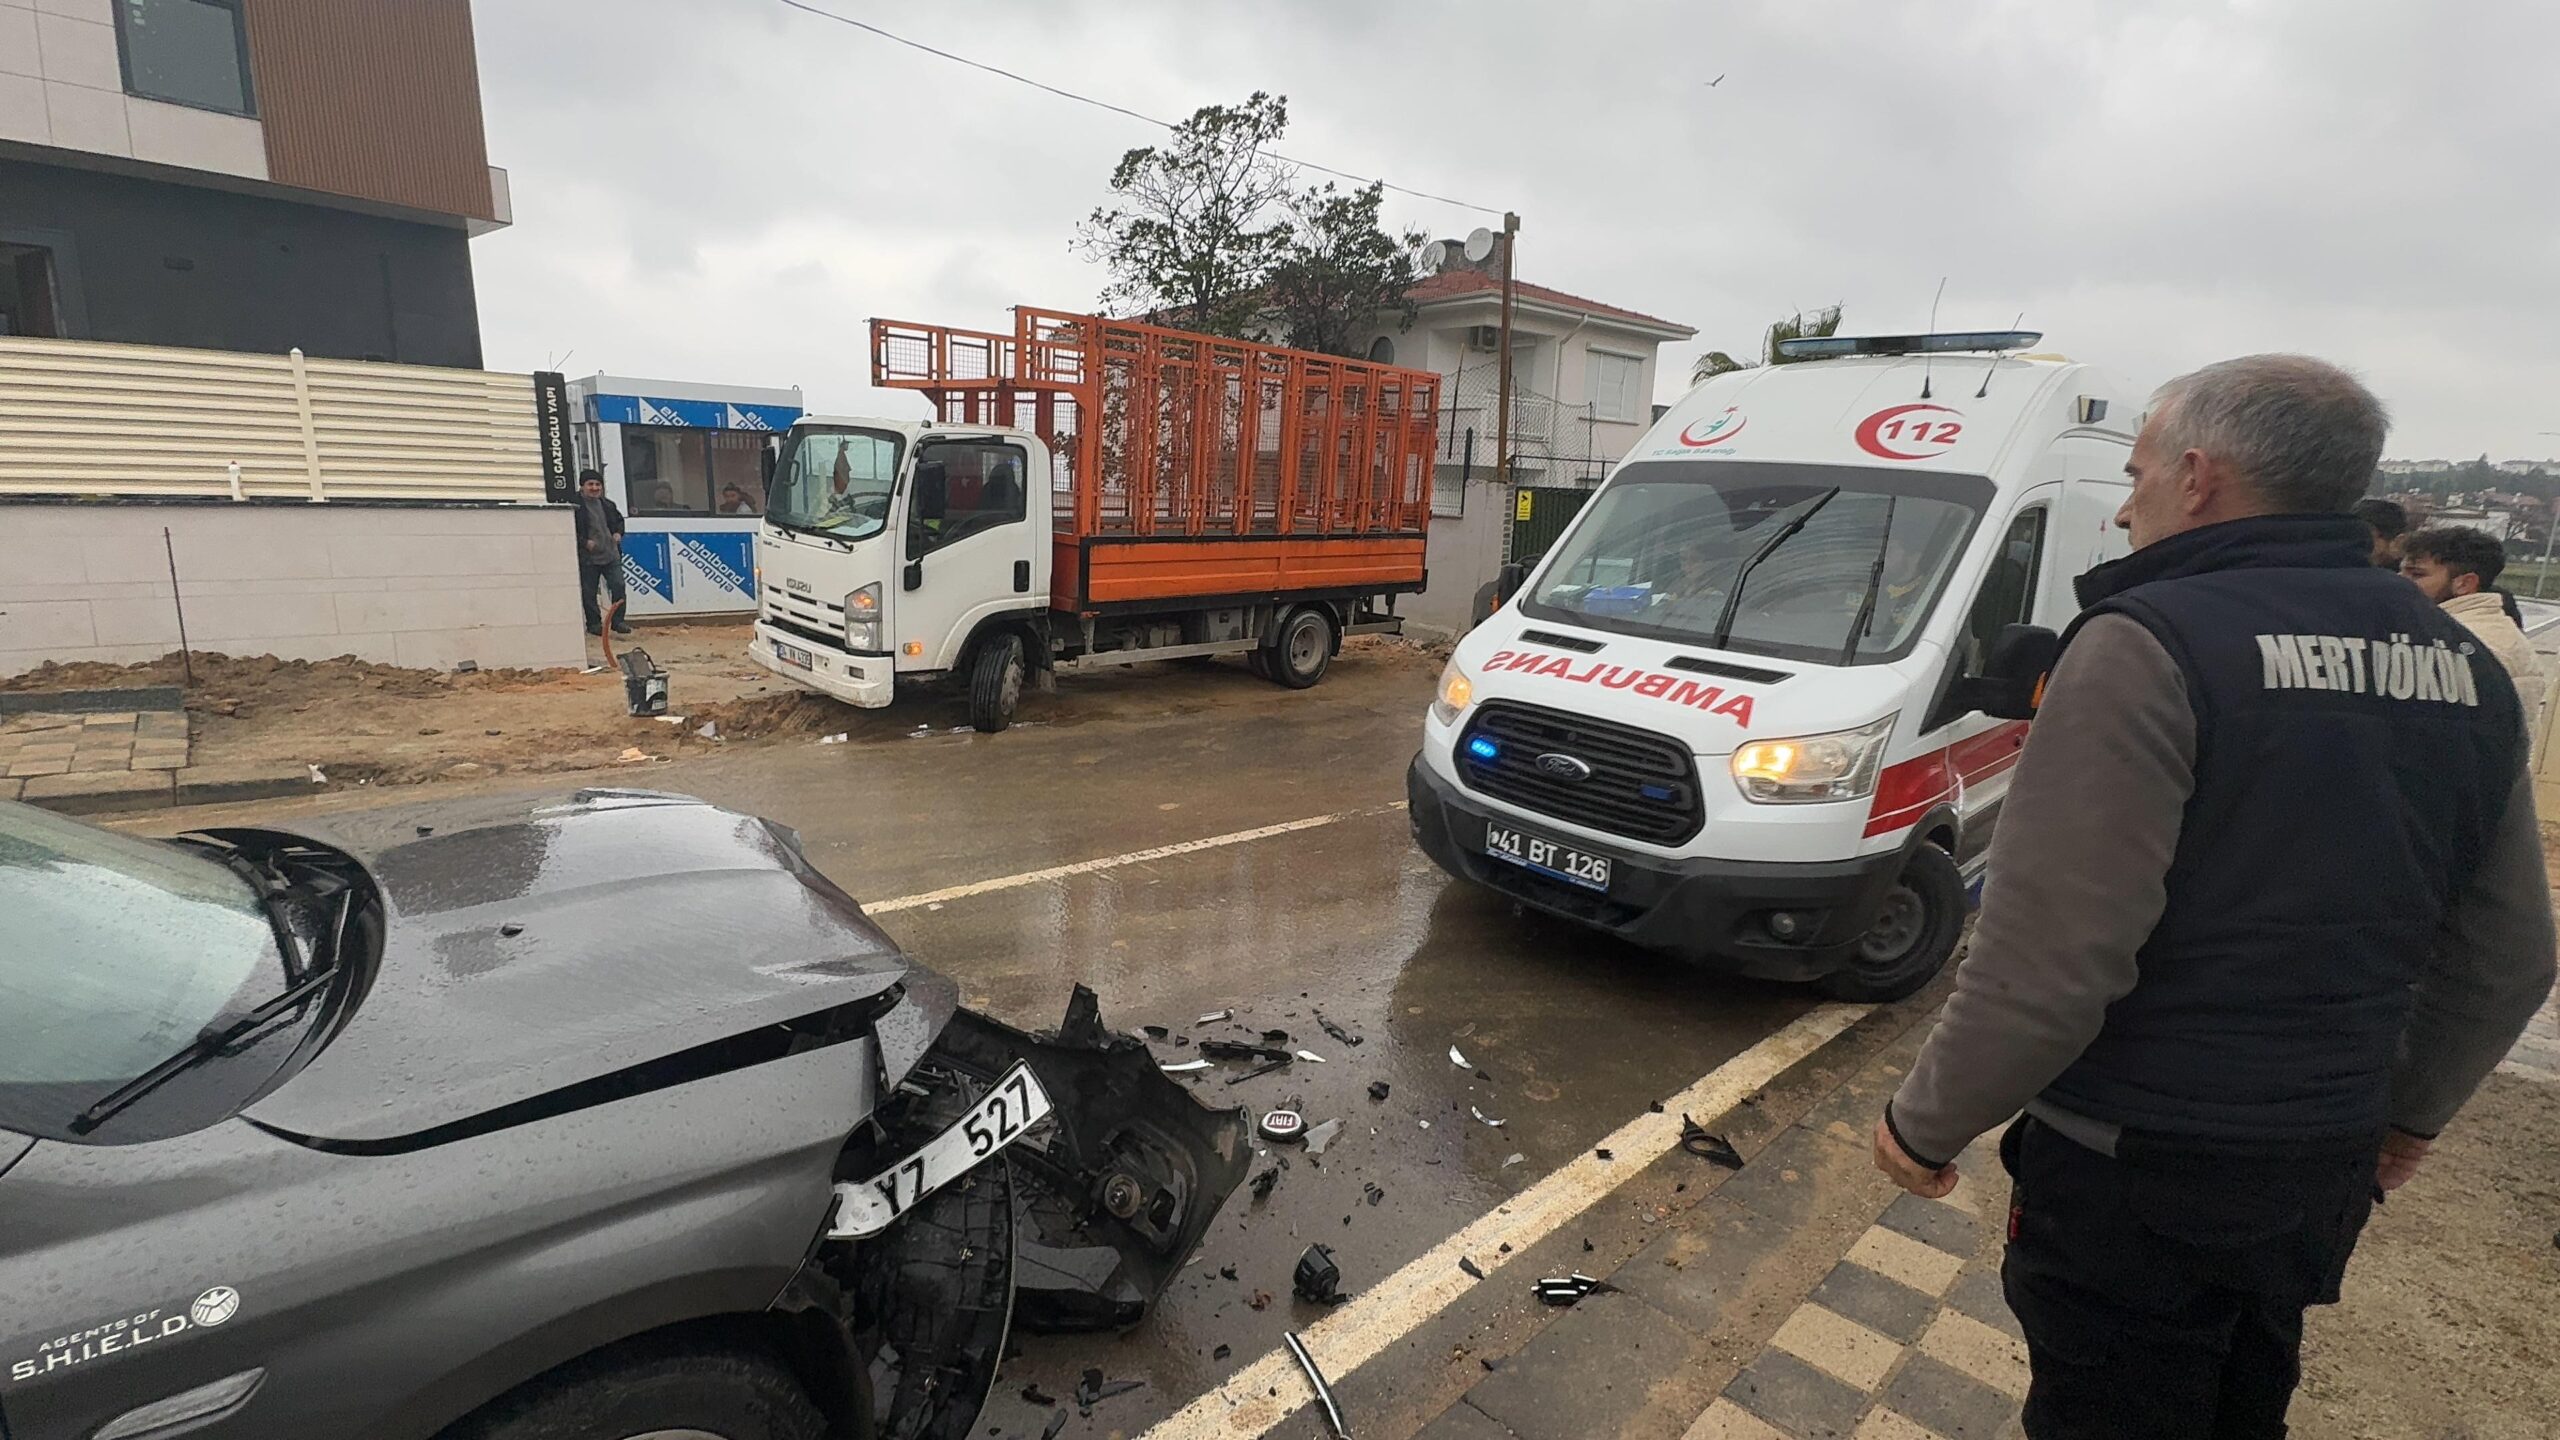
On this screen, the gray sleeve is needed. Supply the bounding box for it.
[2388,759,2557,1136]
[1884,615,2195,1168]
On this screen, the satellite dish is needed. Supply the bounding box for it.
[1463,228,1496,263]
[1420,240,1449,272]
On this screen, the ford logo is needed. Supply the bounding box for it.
[1533,752,1594,781]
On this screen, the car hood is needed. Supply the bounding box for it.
[241,789,912,1147]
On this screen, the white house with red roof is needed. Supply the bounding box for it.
[1353,242,1694,635]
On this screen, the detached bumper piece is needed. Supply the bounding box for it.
[826,986,1253,1440]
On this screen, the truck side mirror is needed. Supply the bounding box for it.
[1495,562,1528,601]
[1948,623,2061,719]
[904,558,924,592]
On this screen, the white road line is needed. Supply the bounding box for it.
[864,803,1408,914]
[1137,1002,1872,1440]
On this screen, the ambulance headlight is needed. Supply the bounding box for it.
[1730,713,1897,804]
[843,583,882,651]
[1431,655,1475,725]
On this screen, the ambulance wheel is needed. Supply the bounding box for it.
[1270,607,1335,690]
[969,633,1024,733]
[1817,844,1964,1003]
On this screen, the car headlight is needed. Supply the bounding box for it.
[1730,714,1897,804]
[1431,655,1475,725]
[844,583,882,651]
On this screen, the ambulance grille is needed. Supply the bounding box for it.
[1456,702,1703,845]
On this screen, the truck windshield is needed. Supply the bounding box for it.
[0,802,280,1138]
[1521,461,1993,665]
[765,427,906,541]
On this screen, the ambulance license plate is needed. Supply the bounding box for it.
[1484,824,1611,892]
[774,641,814,670]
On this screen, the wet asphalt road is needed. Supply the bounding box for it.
[134,647,1814,1436]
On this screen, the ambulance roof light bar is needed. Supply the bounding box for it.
[1774,331,2044,360]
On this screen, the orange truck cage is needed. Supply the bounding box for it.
[871,307,1441,614]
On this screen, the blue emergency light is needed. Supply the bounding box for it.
[1466,736,1501,763]
[1774,331,2043,360]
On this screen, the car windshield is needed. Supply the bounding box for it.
[1522,462,1992,665]
[0,802,279,1135]
[764,426,906,541]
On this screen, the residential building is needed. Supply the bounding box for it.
[1353,242,1694,636]
[0,0,507,367]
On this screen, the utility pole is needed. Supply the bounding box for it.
[1493,211,1521,494]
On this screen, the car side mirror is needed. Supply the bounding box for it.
[903,558,924,592]
[1949,623,2060,719]
[1495,562,1528,602]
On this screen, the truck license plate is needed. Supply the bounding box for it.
[774,641,815,670]
[827,1062,1054,1239]
[1484,824,1612,892]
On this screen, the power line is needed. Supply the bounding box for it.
[774,0,1507,217]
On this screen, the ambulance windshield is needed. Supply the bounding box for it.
[1521,462,1991,665]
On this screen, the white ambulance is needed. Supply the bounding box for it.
[1409,332,2141,1000]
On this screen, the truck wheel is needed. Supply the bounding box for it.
[438,1337,826,1440]
[969,633,1025,733]
[1815,844,1965,1003]
[1268,607,1335,690]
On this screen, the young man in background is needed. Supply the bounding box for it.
[2401,524,2547,724]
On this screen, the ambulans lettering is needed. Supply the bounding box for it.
[7,1287,238,1387]
[1484,649,1757,726]
[2254,633,2480,707]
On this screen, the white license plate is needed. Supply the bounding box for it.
[774,641,815,670]
[1485,824,1613,892]
[828,1063,1053,1239]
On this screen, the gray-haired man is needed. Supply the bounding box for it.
[1872,355,2554,1437]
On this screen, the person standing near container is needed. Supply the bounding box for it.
[573,468,633,636]
[1872,355,2556,1437]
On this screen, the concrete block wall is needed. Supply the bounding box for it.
[0,503,588,676]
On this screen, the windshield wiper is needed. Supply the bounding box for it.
[1840,495,1901,664]
[1711,487,1841,649]
[71,843,361,1136]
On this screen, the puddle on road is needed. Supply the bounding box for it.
[882,808,1812,1436]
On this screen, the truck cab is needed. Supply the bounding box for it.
[750,417,1052,723]
[1409,333,2141,1000]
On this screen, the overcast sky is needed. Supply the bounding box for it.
[467,0,2560,461]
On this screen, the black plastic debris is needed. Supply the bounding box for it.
[1648,1100,1666,1114]
[1075,1368,1142,1415]
[1294,1244,1345,1304]
[1582,1239,1596,1253]
[1595,1148,1614,1161]
[1532,1273,1616,1307]
[1317,1013,1364,1047]
[1481,1357,1499,1372]
[1041,1412,1068,1440]
[1141,1024,1170,1040]
[1681,1115,1745,1170]
[1213,1343,1233,1361]
[1220,1264,1238,1280]
[1249,1166,1281,1201]
[1261,1028,1292,1045]
[1367,1080,1392,1102]
[1021,1384,1058,1407]
[1363,1182,1384,1207]
[1284,1331,1350,1440]
[1458,1256,1485,1281]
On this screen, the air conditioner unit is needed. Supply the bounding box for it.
[1467,325,1502,351]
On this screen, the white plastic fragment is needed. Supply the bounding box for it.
[1198,1009,1234,1024]
[1449,1045,1472,1069]
[1303,1118,1343,1155]
[1160,1059,1212,1073]
[306,764,325,784]
[1295,1050,1327,1064]
[818,733,850,745]
[1502,1153,1525,1168]
[1472,1106,1507,1128]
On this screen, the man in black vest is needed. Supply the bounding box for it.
[1873,355,2555,1437]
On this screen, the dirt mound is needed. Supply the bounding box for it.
[0,649,562,706]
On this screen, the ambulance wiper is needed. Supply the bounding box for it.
[1840,495,1901,664]
[1711,487,1840,649]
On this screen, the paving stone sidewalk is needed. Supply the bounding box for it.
[1414,1014,2025,1440]
[0,708,314,813]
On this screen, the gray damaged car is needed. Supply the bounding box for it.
[0,790,1250,1440]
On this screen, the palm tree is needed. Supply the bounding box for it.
[1690,305,1844,385]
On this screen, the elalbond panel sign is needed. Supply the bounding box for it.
[590,394,802,432]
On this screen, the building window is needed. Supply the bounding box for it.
[1587,350,1645,423]
[0,244,65,339]
[623,428,778,516]
[116,0,256,118]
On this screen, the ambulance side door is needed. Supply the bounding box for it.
[1937,484,2058,871]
